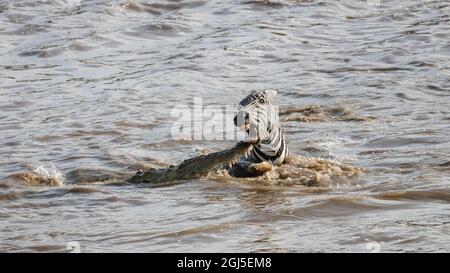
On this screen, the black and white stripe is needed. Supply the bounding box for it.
[234,90,289,166]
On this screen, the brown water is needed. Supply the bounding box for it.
[1,0,449,252]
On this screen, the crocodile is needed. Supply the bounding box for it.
[128,140,270,184]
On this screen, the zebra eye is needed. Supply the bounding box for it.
[259,98,265,104]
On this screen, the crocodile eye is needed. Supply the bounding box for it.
[259,98,265,103]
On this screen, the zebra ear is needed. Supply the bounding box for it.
[264,89,278,101]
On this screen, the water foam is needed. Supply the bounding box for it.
[16,164,65,187]
[33,164,65,186]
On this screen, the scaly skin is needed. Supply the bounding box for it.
[129,141,257,184]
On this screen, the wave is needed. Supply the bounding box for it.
[280,105,372,122]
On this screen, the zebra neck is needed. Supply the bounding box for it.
[252,131,287,164]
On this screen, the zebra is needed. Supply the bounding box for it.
[230,90,289,176]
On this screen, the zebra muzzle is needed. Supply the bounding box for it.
[233,112,250,128]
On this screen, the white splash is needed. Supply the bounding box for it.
[33,164,65,186]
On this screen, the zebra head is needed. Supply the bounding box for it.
[233,89,279,144]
